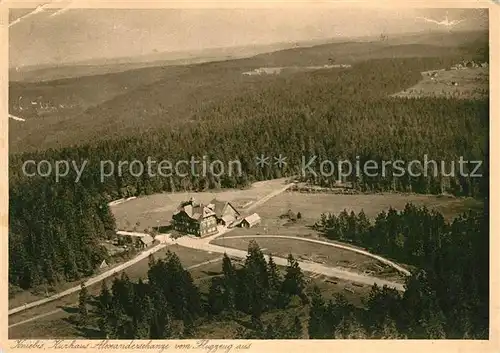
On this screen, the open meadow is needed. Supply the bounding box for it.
[223,191,482,238]
[210,237,405,282]
[391,66,488,99]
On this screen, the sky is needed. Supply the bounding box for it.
[9,7,488,68]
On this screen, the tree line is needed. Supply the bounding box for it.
[87,245,308,339]
[9,56,487,290]
[313,204,488,338]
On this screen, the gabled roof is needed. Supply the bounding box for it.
[173,200,216,221]
[140,234,154,245]
[222,214,236,224]
[243,213,261,226]
[209,198,240,218]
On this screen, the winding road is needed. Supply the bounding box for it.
[175,234,406,291]
[214,235,411,276]
[9,180,408,328]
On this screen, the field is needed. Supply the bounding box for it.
[210,237,405,282]
[391,67,488,99]
[8,245,221,339]
[110,178,290,230]
[223,191,482,238]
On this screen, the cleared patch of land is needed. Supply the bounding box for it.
[391,67,488,99]
[219,191,482,253]
[240,191,480,228]
[210,237,404,282]
[111,178,290,230]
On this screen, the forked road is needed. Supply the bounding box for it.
[10,180,407,326]
[8,257,225,329]
[8,181,295,320]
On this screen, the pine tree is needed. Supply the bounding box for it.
[207,277,225,316]
[78,282,89,327]
[243,241,269,318]
[97,280,112,336]
[267,254,282,308]
[308,286,327,339]
[289,315,303,338]
[221,253,237,313]
[281,254,305,303]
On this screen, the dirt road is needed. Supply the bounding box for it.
[8,257,224,328]
[9,241,170,316]
[175,236,405,291]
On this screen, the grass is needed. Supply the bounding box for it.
[211,236,404,282]
[110,178,290,230]
[243,191,482,225]
[213,191,482,255]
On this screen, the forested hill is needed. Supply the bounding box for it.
[9,30,488,153]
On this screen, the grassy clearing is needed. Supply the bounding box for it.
[391,67,488,99]
[217,192,482,248]
[110,178,290,230]
[246,191,481,224]
[211,237,404,282]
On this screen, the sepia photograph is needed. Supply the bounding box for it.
[5,3,493,347]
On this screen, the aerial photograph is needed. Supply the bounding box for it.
[8,7,488,341]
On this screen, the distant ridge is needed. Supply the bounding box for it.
[11,29,486,83]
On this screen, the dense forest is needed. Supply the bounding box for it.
[72,205,487,339]
[313,204,489,338]
[9,56,487,293]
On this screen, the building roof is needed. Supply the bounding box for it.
[174,199,216,221]
[243,213,261,226]
[100,242,125,256]
[116,230,148,238]
[140,234,154,245]
[222,214,236,224]
[209,198,240,218]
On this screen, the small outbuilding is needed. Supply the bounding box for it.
[240,213,261,228]
[136,234,154,249]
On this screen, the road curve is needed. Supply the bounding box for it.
[175,236,405,291]
[9,242,170,316]
[217,235,411,276]
[8,181,295,318]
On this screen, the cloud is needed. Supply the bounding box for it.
[9,0,69,27]
[50,2,75,17]
[8,4,50,27]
